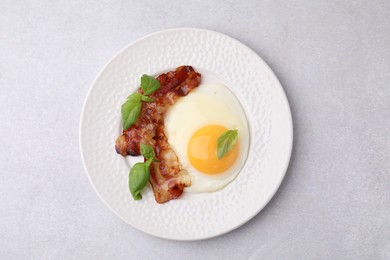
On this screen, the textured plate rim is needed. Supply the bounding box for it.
[79,27,293,241]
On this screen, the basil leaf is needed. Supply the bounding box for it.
[121,93,142,130]
[217,129,238,159]
[141,95,154,102]
[129,162,150,200]
[140,144,155,160]
[126,92,142,100]
[145,157,154,168]
[141,74,160,95]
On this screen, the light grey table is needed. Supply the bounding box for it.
[1,1,390,259]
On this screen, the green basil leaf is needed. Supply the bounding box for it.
[129,162,150,200]
[121,93,142,130]
[145,157,154,168]
[126,92,142,101]
[140,144,155,160]
[141,95,154,102]
[141,74,160,95]
[217,129,238,159]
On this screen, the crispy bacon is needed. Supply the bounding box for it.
[115,66,201,203]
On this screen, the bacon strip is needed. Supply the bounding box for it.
[115,66,201,203]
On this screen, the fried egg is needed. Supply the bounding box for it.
[164,83,249,193]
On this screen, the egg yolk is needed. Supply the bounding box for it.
[188,125,239,174]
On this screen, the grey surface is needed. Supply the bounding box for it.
[1,0,390,259]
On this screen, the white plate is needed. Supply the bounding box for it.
[79,28,293,240]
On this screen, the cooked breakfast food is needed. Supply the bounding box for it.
[115,66,249,203]
[116,66,201,203]
[164,83,249,193]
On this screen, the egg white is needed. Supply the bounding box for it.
[164,84,250,193]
